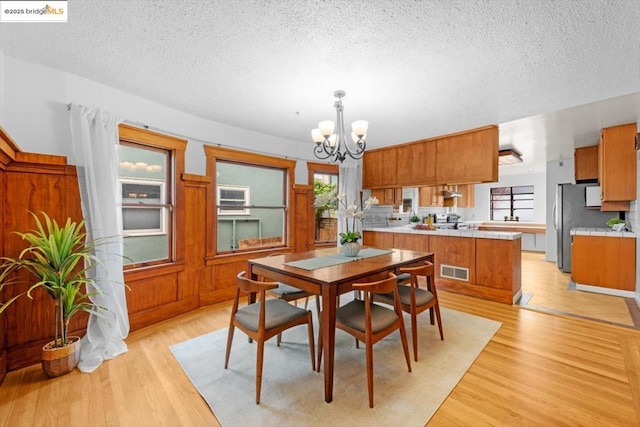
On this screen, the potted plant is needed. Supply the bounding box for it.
[409,211,421,224]
[0,211,107,377]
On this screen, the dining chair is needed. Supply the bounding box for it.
[263,253,321,346]
[317,272,412,408]
[374,261,443,361]
[224,271,316,404]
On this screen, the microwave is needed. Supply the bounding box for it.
[585,186,601,207]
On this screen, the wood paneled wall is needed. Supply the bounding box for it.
[0,128,319,378]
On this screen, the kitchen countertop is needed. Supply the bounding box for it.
[570,227,636,238]
[365,226,521,240]
[478,222,546,234]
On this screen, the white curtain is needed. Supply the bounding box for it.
[338,159,362,245]
[69,105,129,373]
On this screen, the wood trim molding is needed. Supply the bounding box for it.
[119,124,187,151]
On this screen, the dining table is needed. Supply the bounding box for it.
[248,246,434,403]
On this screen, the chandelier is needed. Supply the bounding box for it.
[311,90,368,163]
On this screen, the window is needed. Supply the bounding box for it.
[205,146,295,255]
[118,124,187,270]
[308,162,339,245]
[490,185,534,221]
[217,185,250,215]
[313,173,338,243]
[121,179,166,235]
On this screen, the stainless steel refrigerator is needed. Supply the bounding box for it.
[554,183,612,272]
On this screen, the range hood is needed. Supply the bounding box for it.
[443,190,462,198]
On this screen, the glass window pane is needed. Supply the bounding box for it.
[216,161,286,252]
[314,174,338,243]
[119,142,171,266]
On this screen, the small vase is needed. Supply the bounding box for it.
[341,241,361,257]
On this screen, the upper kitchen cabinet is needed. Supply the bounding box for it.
[371,187,403,205]
[574,146,598,182]
[456,184,475,208]
[362,146,397,189]
[396,139,436,186]
[598,123,637,203]
[435,125,499,185]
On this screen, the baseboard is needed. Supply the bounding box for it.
[574,283,636,299]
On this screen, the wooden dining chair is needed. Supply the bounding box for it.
[224,271,315,404]
[317,272,412,408]
[263,253,321,345]
[374,261,443,361]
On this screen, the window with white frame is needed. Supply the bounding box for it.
[217,185,250,215]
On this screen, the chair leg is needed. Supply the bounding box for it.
[224,324,235,369]
[277,332,282,346]
[306,312,316,371]
[434,302,444,340]
[256,339,265,404]
[365,339,374,408]
[399,315,412,374]
[411,311,419,362]
[316,323,323,372]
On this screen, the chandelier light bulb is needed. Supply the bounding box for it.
[318,120,335,137]
[351,120,368,137]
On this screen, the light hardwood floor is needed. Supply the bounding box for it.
[1,255,639,426]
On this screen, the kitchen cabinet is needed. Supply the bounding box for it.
[434,125,499,185]
[393,233,429,252]
[363,125,498,189]
[362,147,397,189]
[456,184,475,208]
[418,185,456,207]
[574,146,598,182]
[572,235,635,291]
[362,230,394,248]
[396,140,436,186]
[598,123,636,204]
[371,188,403,205]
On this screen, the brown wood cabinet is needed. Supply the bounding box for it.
[362,230,394,248]
[598,123,637,203]
[456,184,475,208]
[362,147,397,189]
[393,233,429,252]
[571,235,635,291]
[574,146,598,182]
[434,125,499,185]
[395,139,436,186]
[371,187,403,205]
[363,125,498,189]
[418,185,457,207]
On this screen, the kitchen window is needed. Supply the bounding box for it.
[218,185,250,215]
[490,185,534,221]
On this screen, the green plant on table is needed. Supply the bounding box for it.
[606,217,625,228]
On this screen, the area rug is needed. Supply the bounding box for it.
[170,302,501,427]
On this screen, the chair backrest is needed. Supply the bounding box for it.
[352,272,398,295]
[399,261,434,288]
[236,271,278,293]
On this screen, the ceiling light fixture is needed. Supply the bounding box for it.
[499,149,523,165]
[311,90,367,163]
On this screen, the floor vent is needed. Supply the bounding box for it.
[441,264,469,282]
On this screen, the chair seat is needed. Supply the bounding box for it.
[269,283,309,297]
[378,286,434,307]
[235,299,309,332]
[336,300,399,334]
[396,272,412,284]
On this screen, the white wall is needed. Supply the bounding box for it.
[462,171,547,223]
[0,54,314,183]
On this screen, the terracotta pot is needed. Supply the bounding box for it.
[341,242,362,257]
[41,336,81,378]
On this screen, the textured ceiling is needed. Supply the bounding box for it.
[1,0,639,174]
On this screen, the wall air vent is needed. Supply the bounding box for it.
[440,264,469,281]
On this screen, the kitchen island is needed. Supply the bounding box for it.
[570,227,636,297]
[363,227,522,304]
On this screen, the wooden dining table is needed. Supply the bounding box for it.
[248,246,434,403]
